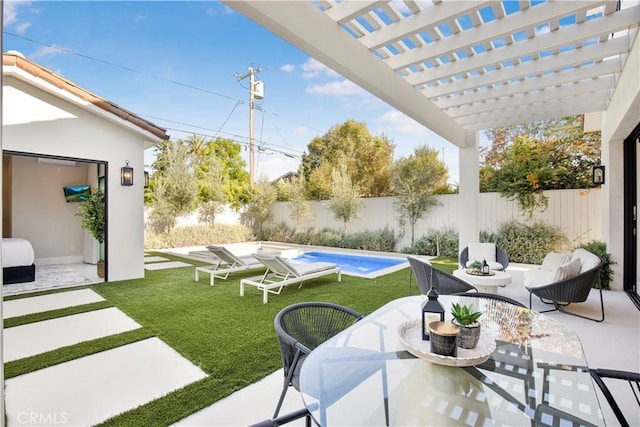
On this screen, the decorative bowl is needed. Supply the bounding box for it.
[398,320,496,367]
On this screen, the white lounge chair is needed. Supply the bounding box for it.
[195,245,263,286]
[240,253,341,303]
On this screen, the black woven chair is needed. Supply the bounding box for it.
[407,256,477,295]
[526,261,605,322]
[459,245,509,271]
[590,368,640,427]
[452,291,526,308]
[273,302,389,425]
[250,407,312,427]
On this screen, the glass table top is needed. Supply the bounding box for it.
[299,295,604,426]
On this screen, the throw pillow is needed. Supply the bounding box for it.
[571,248,601,273]
[552,257,582,282]
[468,242,497,263]
[541,252,573,272]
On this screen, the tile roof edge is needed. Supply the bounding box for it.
[3,52,169,141]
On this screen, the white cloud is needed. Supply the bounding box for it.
[376,110,433,137]
[280,64,295,73]
[31,45,67,59]
[4,1,31,27]
[206,4,234,15]
[15,22,31,34]
[300,57,339,79]
[306,79,367,96]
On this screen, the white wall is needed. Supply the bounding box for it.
[11,156,88,262]
[270,189,602,251]
[3,73,157,281]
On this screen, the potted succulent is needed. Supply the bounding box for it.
[450,302,483,349]
[77,188,105,278]
[468,260,482,273]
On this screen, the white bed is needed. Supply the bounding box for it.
[2,238,36,284]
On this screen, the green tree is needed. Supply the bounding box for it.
[301,120,394,199]
[198,157,228,226]
[481,115,601,214]
[245,177,277,235]
[148,141,198,232]
[288,175,313,230]
[329,163,361,232]
[208,137,251,208]
[392,146,447,245]
[190,136,250,209]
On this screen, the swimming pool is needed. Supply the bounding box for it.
[290,251,408,278]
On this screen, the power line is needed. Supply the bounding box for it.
[4,31,325,136]
[143,113,304,156]
[4,31,240,102]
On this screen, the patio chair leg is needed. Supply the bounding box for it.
[274,350,302,418]
[555,285,605,322]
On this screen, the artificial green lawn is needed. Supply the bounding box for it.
[3,254,457,426]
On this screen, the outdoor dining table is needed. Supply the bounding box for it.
[298,295,604,426]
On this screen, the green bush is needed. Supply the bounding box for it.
[576,240,615,289]
[296,228,343,247]
[144,224,254,249]
[490,220,567,264]
[338,228,397,252]
[258,222,295,242]
[401,228,459,257]
[258,224,397,252]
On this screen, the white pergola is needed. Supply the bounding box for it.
[224,0,640,288]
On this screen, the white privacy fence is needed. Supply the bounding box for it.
[269,189,602,251]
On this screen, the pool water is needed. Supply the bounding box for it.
[290,251,407,277]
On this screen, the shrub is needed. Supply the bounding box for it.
[259,222,295,242]
[338,228,397,252]
[296,228,343,247]
[402,228,458,257]
[576,240,615,289]
[144,224,254,249]
[491,220,567,264]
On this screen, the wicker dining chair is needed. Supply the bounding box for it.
[273,302,389,425]
[590,368,640,427]
[407,256,477,295]
[452,291,526,308]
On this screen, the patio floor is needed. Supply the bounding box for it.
[2,256,638,426]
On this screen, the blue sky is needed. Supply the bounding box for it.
[4,1,469,183]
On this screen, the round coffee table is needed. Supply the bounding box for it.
[453,269,512,294]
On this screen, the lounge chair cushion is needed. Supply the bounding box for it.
[571,248,601,274]
[467,243,497,263]
[541,252,573,272]
[552,257,582,282]
[288,261,338,277]
[524,269,555,288]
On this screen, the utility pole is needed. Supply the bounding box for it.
[235,66,263,188]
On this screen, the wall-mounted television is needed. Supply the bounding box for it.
[63,185,91,202]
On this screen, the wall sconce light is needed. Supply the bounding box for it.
[144,171,150,189]
[121,161,134,186]
[592,165,605,185]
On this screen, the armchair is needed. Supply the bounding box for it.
[459,243,509,271]
[524,249,604,322]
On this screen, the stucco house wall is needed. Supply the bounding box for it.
[3,55,165,282]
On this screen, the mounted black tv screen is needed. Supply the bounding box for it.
[63,185,90,202]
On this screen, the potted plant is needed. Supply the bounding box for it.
[450,302,483,349]
[468,260,482,273]
[77,188,105,278]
